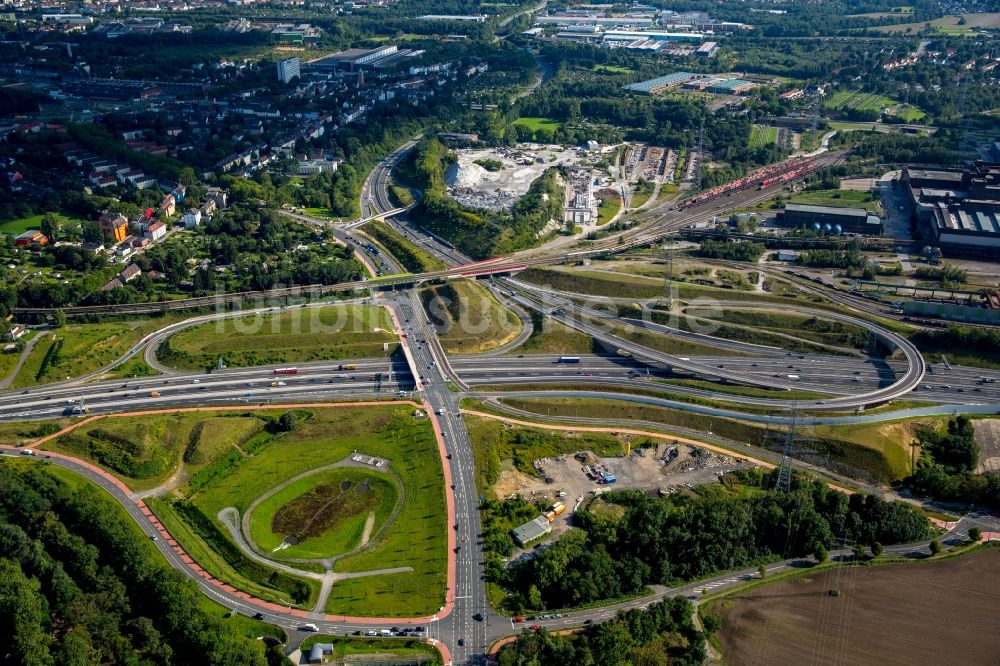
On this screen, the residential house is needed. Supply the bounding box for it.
[182,208,202,228]
[14,230,48,246]
[4,325,27,341]
[120,263,141,283]
[99,212,129,243]
[144,220,167,241]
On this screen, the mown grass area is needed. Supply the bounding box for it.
[605,320,751,358]
[513,116,562,132]
[39,405,447,615]
[597,193,622,225]
[516,311,597,355]
[0,332,31,380]
[13,315,189,387]
[464,414,624,495]
[748,124,777,148]
[865,12,998,34]
[187,406,444,617]
[0,212,86,237]
[522,266,835,310]
[149,496,320,609]
[97,356,159,381]
[592,64,634,74]
[659,378,834,401]
[248,467,398,561]
[157,305,398,371]
[677,307,867,352]
[494,397,915,483]
[789,188,882,214]
[299,635,441,663]
[41,411,210,492]
[360,220,447,273]
[420,279,522,354]
[824,89,899,112]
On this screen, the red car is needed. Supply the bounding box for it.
[513,617,524,623]
[528,625,542,631]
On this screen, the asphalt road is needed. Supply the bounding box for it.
[3,144,998,665]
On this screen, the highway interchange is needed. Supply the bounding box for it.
[4,141,1000,665]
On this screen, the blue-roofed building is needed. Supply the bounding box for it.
[623,71,700,95]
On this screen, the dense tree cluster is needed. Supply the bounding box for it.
[906,417,1000,510]
[496,597,705,666]
[798,244,865,269]
[0,462,284,665]
[836,132,960,165]
[496,473,931,611]
[695,239,766,262]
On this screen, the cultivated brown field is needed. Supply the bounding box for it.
[713,549,1000,666]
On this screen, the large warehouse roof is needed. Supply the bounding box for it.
[623,71,697,93]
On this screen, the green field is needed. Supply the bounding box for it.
[0,212,86,237]
[517,311,597,355]
[597,194,622,225]
[299,635,441,663]
[823,89,922,120]
[748,125,778,148]
[48,406,449,616]
[513,116,563,132]
[248,467,398,561]
[593,64,634,74]
[13,315,188,387]
[420,279,522,354]
[866,12,999,34]
[157,305,398,370]
[789,188,882,214]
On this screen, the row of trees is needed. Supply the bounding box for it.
[495,472,932,611]
[695,238,766,262]
[496,597,705,666]
[0,462,286,665]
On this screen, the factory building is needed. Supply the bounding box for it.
[780,204,883,235]
[536,15,654,28]
[603,30,704,44]
[310,45,401,72]
[623,71,700,95]
[901,162,1000,253]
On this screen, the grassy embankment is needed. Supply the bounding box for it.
[359,220,447,273]
[157,305,398,371]
[13,315,188,387]
[420,279,522,354]
[38,405,448,617]
[489,396,926,483]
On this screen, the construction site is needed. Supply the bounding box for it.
[445,145,606,211]
[499,442,751,546]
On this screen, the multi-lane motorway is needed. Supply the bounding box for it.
[4,142,1000,665]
